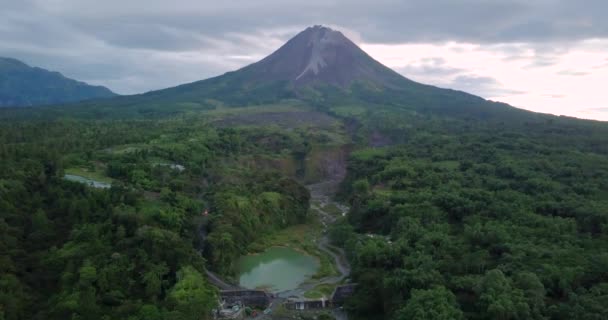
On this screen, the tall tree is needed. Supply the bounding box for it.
[395,286,464,320]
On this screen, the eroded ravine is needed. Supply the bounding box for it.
[203,142,353,318]
[306,180,351,285]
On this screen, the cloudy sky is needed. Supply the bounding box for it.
[2,0,608,120]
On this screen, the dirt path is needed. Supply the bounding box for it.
[205,269,240,290]
[308,180,351,285]
[203,178,351,319]
[201,180,351,294]
[271,181,351,301]
[316,237,350,283]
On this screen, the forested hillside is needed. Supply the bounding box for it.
[2,25,608,320]
[0,57,116,107]
[4,105,606,320]
[0,116,319,319]
[332,114,608,319]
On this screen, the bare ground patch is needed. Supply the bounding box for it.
[213,111,337,129]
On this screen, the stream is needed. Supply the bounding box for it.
[275,180,351,298]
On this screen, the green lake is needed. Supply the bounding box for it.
[236,247,319,292]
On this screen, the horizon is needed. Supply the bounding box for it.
[2,1,607,121]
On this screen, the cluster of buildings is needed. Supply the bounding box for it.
[284,284,357,311]
[214,284,357,319]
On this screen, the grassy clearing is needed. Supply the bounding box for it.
[105,144,143,154]
[206,101,308,118]
[321,203,343,216]
[323,243,343,257]
[372,187,412,200]
[303,283,336,299]
[65,167,113,183]
[330,105,367,117]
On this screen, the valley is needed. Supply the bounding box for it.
[212,178,353,320]
[1,25,608,320]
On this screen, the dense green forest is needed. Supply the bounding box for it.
[332,114,608,319]
[0,117,317,319]
[2,100,608,320]
[3,24,608,320]
[2,92,608,320]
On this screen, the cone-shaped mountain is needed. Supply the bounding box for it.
[72,25,533,120]
[237,25,406,88]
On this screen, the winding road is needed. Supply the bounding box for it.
[307,180,351,284]
[202,179,351,319]
[205,269,240,290]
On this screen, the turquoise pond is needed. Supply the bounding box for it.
[236,247,319,293]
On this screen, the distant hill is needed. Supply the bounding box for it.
[0,57,116,107]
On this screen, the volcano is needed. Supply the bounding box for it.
[236,25,406,88]
[69,25,531,120]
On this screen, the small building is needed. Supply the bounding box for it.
[284,284,358,311]
[214,300,244,319]
[331,284,357,306]
[285,297,329,310]
[220,289,271,308]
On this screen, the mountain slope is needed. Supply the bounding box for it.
[0,57,116,107]
[235,25,407,88]
[2,26,543,122]
[67,25,532,121]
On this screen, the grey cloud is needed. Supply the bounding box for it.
[94,24,210,51]
[2,0,608,94]
[447,75,526,98]
[592,58,608,69]
[587,107,608,112]
[400,66,527,99]
[524,57,560,68]
[579,107,608,114]
[495,44,571,69]
[12,1,608,44]
[557,70,590,76]
[543,94,566,99]
[397,57,466,78]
